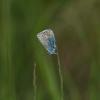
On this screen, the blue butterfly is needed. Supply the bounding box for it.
[37,29,57,55]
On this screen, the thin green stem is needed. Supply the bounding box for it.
[56,51,64,100]
[33,63,37,100]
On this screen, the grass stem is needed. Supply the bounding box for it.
[56,51,64,100]
[33,63,37,100]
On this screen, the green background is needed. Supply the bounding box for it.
[0,0,100,100]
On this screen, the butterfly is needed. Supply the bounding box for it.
[37,29,57,55]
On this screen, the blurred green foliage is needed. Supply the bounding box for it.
[0,0,100,100]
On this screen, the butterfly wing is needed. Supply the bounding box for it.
[37,29,57,54]
[47,35,57,54]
